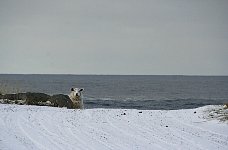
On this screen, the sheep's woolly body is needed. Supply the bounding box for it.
[223,104,228,109]
[69,95,83,109]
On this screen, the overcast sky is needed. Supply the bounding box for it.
[0,0,228,75]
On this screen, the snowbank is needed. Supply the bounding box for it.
[0,104,227,150]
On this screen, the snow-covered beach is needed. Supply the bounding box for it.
[0,104,227,150]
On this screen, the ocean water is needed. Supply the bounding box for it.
[0,74,227,110]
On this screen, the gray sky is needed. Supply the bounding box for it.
[0,0,228,75]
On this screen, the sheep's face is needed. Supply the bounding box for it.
[70,88,84,98]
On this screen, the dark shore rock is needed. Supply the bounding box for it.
[0,92,50,106]
[2,93,27,100]
[0,92,81,109]
[49,94,73,109]
[25,92,51,105]
[2,94,19,100]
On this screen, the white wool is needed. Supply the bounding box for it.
[69,88,84,109]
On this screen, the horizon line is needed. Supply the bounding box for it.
[0,73,227,77]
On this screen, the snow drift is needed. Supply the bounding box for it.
[0,104,227,150]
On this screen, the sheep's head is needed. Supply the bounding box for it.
[70,88,84,98]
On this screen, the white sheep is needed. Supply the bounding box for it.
[69,88,84,109]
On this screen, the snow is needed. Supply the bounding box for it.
[0,104,227,150]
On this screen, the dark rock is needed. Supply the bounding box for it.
[16,100,26,105]
[25,92,51,105]
[0,99,9,104]
[0,92,82,109]
[1,93,27,100]
[2,94,18,100]
[0,93,34,105]
[49,94,73,109]
[17,93,27,100]
[139,111,142,113]
[194,111,196,114]
[166,126,168,127]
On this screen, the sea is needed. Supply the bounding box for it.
[0,74,227,110]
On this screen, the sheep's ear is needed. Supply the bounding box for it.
[71,88,74,91]
[80,88,84,92]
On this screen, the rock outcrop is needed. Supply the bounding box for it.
[25,92,51,105]
[49,94,74,108]
[0,91,83,109]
